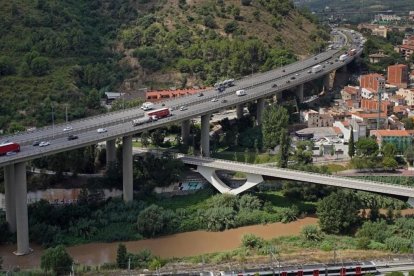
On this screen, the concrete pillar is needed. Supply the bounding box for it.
[122,136,133,202]
[14,162,31,255]
[256,98,265,125]
[4,165,16,233]
[236,105,243,119]
[274,92,282,103]
[295,84,304,103]
[106,139,116,165]
[200,114,211,157]
[323,74,330,92]
[181,120,190,145]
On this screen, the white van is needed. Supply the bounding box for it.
[236,89,246,96]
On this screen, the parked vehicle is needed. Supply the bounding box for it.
[141,102,154,111]
[236,89,246,96]
[146,108,171,119]
[311,65,323,74]
[0,142,20,155]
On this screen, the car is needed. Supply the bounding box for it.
[68,135,78,141]
[335,59,339,62]
[314,57,318,60]
[307,70,312,74]
[97,128,107,133]
[221,99,227,103]
[198,93,204,97]
[211,98,218,102]
[282,69,285,72]
[39,141,50,147]
[32,141,40,146]
[63,126,73,132]
[162,103,165,106]
[295,73,299,76]
[179,106,188,111]
[272,83,278,88]
[290,76,296,80]
[6,151,17,156]
[286,80,290,83]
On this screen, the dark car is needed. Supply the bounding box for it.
[198,93,204,97]
[32,141,40,146]
[272,83,278,88]
[282,69,286,72]
[291,76,296,80]
[286,80,290,83]
[221,99,227,103]
[68,135,78,141]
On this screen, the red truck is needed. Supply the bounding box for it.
[0,142,20,155]
[146,108,171,119]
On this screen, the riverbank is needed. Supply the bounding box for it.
[0,217,318,269]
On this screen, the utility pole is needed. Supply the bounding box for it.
[51,104,55,138]
[377,77,385,130]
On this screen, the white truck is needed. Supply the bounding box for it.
[141,102,154,111]
[132,116,154,126]
[311,65,322,74]
[339,54,348,62]
[236,89,246,96]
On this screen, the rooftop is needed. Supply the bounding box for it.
[372,129,410,137]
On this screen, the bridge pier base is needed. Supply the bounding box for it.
[106,139,116,165]
[295,84,304,103]
[14,162,31,256]
[256,98,265,125]
[236,105,243,119]
[4,164,16,233]
[200,114,211,157]
[181,120,190,145]
[122,135,133,202]
[408,197,414,207]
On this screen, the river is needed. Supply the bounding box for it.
[0,217,318,269]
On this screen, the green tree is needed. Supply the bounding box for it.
[355,137,379,157]
[31,56,50,76]
[382,157,398,170]
[262,106,289,149]
[317,191,361,234]
[0,56,15,76]
[277,129,290,168]
[40,245,73,275]
[348,126,355,158]
[141,131,150,147]
[404,146,414,166]
[224,21,238,34]
[137,205,174,237]
[116,243,128,269]
[301,225,323,241]
[151,129,165,147]
[382,143,396,158]
[402,117,414,130]
[292,141,313,165]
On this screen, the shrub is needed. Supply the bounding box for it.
[0,56,15,76]
[31,56,50,76]
[40,245,73,275]
[356,237,371,250]
[356,220,391,243]
[385,236,412,253]
[224,21,238,33]
[241,234,265,249]
[301,225,323,241]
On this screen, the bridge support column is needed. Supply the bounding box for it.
[122,135,133,202]
[200,114,211,157]
[408,197,414,207]
[295,84,304,103]
[14,162,31,255]
[181,120,190,145]
[106,139,116,165]
[256,98,265,125]
[274,92,282,103]
[236,105,243,119]
[323,74,330,92]
[4,165,16,233]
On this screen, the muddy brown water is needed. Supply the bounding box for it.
[0,217,317,269]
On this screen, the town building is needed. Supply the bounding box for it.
[300,109,334,128]
[360,99,391,116]
[369,50,389,64]
[361,87,376,100]
[360,73,385,92]
[370,129,412,153]
[387,64,409,88]
[352,112,388,134]
[396,88,414,105]
[388,115,405,130]
[410,11,414,21]
[374,14,401,23]
[341,86,361,102]
[372,25,388,38]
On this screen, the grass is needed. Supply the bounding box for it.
[146,189,216,211]
[322,163,350,173]
[257,191,317,213]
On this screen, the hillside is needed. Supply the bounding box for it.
[0,0,329,132]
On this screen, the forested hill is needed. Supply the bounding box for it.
[0,0,328,132]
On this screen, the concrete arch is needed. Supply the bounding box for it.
[196,166,264,195]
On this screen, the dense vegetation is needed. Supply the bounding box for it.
[0,0,328,132]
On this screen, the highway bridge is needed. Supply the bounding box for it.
[177,155,414,202]
[0,28,363,255]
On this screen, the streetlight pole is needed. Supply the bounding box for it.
[51,104,55,138]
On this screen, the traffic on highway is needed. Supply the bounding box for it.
[0,28,363,166]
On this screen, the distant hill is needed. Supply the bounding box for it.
[297,0,414,23]
[0,0,329,132]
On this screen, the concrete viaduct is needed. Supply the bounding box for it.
[0,28,362,255]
